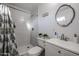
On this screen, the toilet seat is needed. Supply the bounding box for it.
[27,46,43,56]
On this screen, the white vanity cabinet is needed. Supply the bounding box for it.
[45,42,78,56]
[37,38,78,56]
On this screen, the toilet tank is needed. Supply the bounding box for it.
[37,38,45,48]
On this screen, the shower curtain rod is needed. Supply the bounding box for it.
[1,3,28,13]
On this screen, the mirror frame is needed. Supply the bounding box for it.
[55,4,75,27]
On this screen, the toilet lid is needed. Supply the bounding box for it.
[27,46,43,55]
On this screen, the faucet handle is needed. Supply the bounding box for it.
[60,34,64,40]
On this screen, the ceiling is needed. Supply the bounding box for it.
[10,3,41,12]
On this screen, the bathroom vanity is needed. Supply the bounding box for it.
[37,38,79,56]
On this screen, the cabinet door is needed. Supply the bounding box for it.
[45,42,61,56]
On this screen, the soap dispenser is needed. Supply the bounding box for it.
[74,34,79,43]
[60,34,64,40]
[54,32,58,38]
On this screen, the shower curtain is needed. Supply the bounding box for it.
[0,4,19,56]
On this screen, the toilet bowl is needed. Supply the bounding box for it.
[27,46,43,56]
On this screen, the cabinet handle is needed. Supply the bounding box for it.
[58,51,61,54]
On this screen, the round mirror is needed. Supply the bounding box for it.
[55,4,75,27]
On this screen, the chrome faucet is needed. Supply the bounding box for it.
[60,34,69,41]
[60,34,64,40]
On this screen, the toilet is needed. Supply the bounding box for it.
[27,46,43,56]
[27,39,44,56]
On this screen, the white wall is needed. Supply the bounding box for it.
[30,15,38,46]
[29,5,38,46]
[9,7,31,49]
[37,3,79,43]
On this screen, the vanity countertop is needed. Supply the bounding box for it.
[37,38,79,54]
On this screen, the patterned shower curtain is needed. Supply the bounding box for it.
[0,4,19,56]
